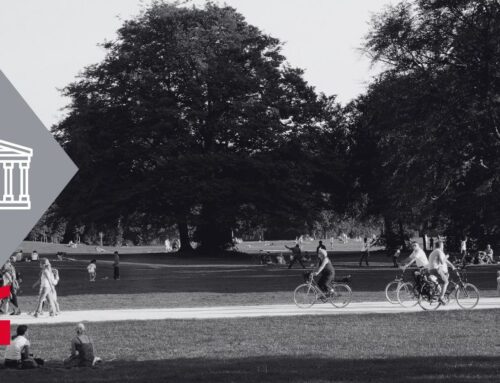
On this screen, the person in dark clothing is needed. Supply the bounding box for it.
[392,246,402,268]
[113,252,120,280]
[285,244,306,269]
[316,241,327,255]
[359,237,370,267]
[64,323,100,368]
[314,248,335,294]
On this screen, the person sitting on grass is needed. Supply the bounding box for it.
[313,248,335,297]
[87,260,97,282]
[3,325,43,369]
[64,323,101,368]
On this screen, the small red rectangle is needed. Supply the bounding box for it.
[0,320,10,346]
[0,286,10,299]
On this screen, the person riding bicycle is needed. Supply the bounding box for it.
[313,248,335,295]
[428,241,456,305]
[399,242,429,271]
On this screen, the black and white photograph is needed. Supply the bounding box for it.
[0,0,499,382]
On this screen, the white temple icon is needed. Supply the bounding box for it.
[0,140,33,210]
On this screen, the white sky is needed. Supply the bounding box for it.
[0,0,395,128]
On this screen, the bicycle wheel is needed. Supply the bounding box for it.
[455,283,480,310]
[329,283,352,308]
[417,285,441,311]
[385,280,400,304]
[397,282,419,307]
[294,284,318,308]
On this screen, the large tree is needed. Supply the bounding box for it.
[352,0,500,247]
[54,2,344,251]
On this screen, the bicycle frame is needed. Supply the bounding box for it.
[304,274,345,299]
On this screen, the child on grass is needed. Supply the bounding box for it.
[87,260,97,282]
[113,252,120,280]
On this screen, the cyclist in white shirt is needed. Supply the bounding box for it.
[400,242,429,271]
[428,241,456,304]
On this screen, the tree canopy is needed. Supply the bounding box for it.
[53,2,345,251]
[34,0,500,252]
[349,0,500,248]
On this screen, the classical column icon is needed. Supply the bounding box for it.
[0,140,33,210]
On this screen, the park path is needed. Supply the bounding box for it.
[7,297,500,325]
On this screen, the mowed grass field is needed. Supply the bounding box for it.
[9,254,499,311]
[2,243,499,382]
[0,310,499,382]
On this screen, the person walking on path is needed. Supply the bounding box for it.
[32,259,57,317]
[359,237,370,267]
[0,261,21,315]
[113,252,120,280]
[285,244,306,269]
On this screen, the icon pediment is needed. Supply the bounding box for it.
[0,140,33,158]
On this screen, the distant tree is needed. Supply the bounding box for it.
[354,0,500,247]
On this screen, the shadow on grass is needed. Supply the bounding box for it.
[1,355,498,383]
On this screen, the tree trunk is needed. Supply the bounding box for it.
[177,219,194,253]
[195,204,233,253]
[397,219,406,248]
[383,215,396,250]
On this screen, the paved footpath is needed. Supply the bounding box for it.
[7,297,500,325]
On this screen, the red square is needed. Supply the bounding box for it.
[0,286,10,299]
[0,321,10,346]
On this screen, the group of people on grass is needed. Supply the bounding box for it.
[2,323,101,369]
[87,251,120,282]
[1,250,122,317]
[1,257,62,317]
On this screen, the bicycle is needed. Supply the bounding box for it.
[294,272,352,308]
[385,269,414,305]
[397,265,480,310]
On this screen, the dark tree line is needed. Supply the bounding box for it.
[33,0,500,252]
[350,0,500,249]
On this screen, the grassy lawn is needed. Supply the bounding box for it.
[9,255,498,311]
[0,310,499,382]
